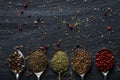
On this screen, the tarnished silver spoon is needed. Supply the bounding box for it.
[80,73,85,80]
[15,49,25,80]
[35,71,44,80]
[28,49,48,80]
[7,47,25,80]
[102,71,109,80]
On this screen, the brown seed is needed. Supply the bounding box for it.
[71,49,91,75]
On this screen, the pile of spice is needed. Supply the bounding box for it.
[7,51,25,74]
[95,48,114,72]
[71,49,91,75]
[51,50,69,73]
[28,50,48,73]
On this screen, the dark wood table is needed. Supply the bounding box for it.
[0,0,120,80]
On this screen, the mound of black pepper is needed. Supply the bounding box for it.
[28,50,48,73]
[51,50,69,73]
[7,51,25,74]
[71,49,91,75]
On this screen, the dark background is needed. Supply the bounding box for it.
[0,0,120,80]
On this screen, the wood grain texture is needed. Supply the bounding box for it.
[0,0,120,80]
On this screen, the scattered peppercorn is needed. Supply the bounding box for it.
[19,26,23,31]
[39,46,46,52]
[67,23,74,30]
[76,44,80,48]
[42,32,47,39]
[23,3,28,8]
[107,25,112,31]
[20,10,24,14]
[103,11,107,16]
[54,39,62,48]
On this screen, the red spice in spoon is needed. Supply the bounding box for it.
[95,48,114,72]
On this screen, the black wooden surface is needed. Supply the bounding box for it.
[0,0,120,80]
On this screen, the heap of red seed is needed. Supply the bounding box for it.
[95,48,114,72]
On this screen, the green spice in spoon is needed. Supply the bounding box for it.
[28,50,48,80]
[51,50,69,80]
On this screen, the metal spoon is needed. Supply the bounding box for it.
[15,49,25,80]
[35,71,44,80]
[80,73,85,80]
[16,73,19,80]
[58,72,61,80]
[102,71,109,80]
[28,50,48,80]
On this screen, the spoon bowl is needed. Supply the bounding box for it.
[28,49,48,80]
[7,47,25,80]
[71,49,91,80]
[95,48,114,80]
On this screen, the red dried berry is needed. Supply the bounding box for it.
[95,49,114,72]
[107,25,111,31]
[20,10,24,14]
[103,11,107,16]
[67,23,74,30]
[23,3,28,8]
[39,46,45,52]
[19,26,23,31]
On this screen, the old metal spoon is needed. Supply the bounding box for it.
[15,49,25,80]
[102,71,109,80]
[58,72,61,80]
[35,71,44,80]
[80,73,85,80]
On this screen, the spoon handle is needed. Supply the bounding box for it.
[16,74,19,80]
[58,73,61,80]
[102,71,108,80]
[81,76,84,80]
[36,74,40,80]
[35,72,43,80]
[104,74,107,80]
[37,77,39,80]
[80,74,85,80]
